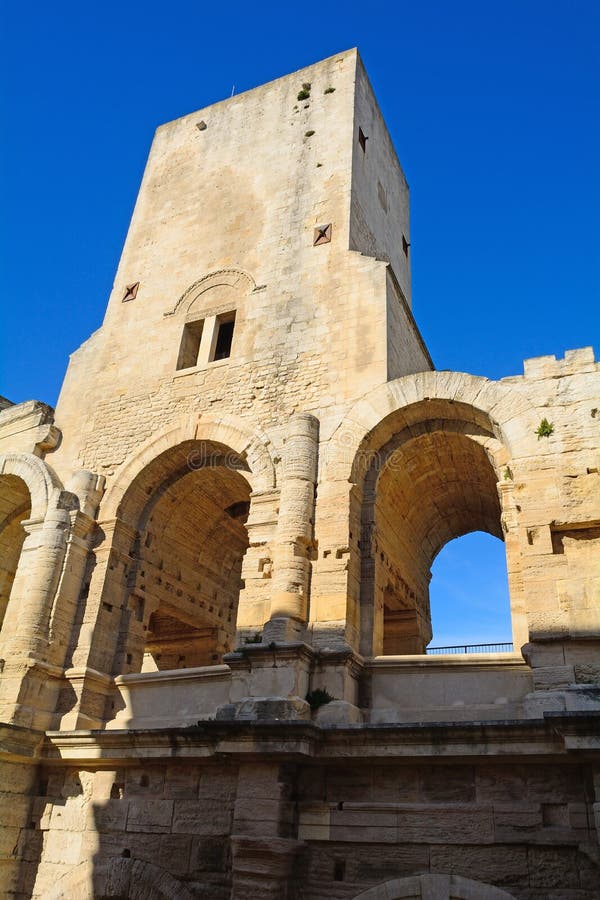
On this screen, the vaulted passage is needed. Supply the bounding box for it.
[0,474,31,631]
[115,441,251,672]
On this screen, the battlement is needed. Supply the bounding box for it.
[523,345,597,379]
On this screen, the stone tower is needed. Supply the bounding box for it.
[0,49,599,900]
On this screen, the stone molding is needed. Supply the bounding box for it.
[43,712,600,763]
[163,267,257,318]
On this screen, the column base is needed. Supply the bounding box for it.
[262,616,305,643]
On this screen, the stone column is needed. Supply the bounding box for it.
[0,509,71,660]
[62,517,138,728]
[264,414,318,643]
[0,507,71,727]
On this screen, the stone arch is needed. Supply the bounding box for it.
[352,874,517,899]
[0,454,73,637]
[326,371,539,484]
[0,452,65,522]
[41,857,196,900]
[100,415,276,522]
[164,267,257,318]
[327,373,530,656]
[81,416,277,682]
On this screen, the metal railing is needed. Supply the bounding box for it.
[426,642,514,655]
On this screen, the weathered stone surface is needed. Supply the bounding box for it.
[171,798,232,835]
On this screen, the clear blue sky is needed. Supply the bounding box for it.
[1,1,598,646]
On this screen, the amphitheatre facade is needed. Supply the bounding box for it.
[0,49,599,899]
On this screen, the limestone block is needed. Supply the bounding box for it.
[527,846,582,889]
[124,767,165,798]
[217,696,311,721]
[0,792,31,827]
[172,798,232,835]
[198,767,237,801]
[492,803,543,841]
[92,770,120,802]
[314,700,362,725]
[164,765,200,799]
[49,799,87,832]
[91,799,129,833]
[41,829,83,865]
[563,685,600,710]
[188,836,229,876]
[298,804,331,841]
[532,665,576,690]
[126,799,173,833]
[395,804,495,843]
[429,845,529,888]
[158,834,193,876]
[0,825,21,857]
[419,766,475,802]
[233,798,295,836]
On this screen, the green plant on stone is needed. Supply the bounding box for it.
[536,418,554,439]
[324,86,335,94]
[305,130,315,137]
[306,688,335,710]
[503,466,513,481]
[244,632,262,644]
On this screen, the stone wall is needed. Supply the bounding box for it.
[8,722,599,899]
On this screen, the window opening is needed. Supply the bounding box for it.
[426,531,512,654]
[358,127,368,152]
[212,313,236,361]
[176,319,204,370]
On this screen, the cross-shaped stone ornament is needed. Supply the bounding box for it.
[313,223,332,246]
[122,282,140,302]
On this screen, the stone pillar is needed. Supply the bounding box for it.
[264,414,318,643]
[0,507,72,727]
[230,762,303,899]
[0,509,70,659]
[61,517,138,728]
[47,509,97,667]
[235,490,279,644]
[498,479,528,655]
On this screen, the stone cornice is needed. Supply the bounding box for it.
[42,712,600,765]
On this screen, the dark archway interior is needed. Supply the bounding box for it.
[117,441,251,671]
[0,474,31,631]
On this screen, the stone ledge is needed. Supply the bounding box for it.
[41,712,600,763]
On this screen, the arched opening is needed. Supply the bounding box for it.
[114,440,252,673]
[352,873,517,899]
[428,531,512,652]
[0,474,31,631]
[357,408,512,657]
